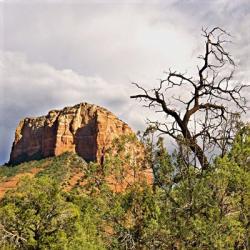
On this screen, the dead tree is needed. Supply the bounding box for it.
[131,27,248,170]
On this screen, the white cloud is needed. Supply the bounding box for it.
[2,2,197,83]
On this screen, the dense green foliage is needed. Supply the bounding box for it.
[0,125,249,249]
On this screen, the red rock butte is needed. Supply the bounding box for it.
[9,102,139,165]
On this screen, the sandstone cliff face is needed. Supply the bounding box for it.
[9,103,138,165]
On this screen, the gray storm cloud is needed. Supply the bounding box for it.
[0,0,249,164]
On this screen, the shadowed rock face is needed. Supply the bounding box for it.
[9,103,136,165]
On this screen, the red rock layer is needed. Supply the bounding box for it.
[9,103,135,165]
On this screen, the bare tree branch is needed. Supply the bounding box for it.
[131,27,249,170]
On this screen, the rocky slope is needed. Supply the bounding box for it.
[1,152,152,198]
[9,102,141,165]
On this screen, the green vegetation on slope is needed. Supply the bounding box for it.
[0,125,249,249]
[0,158,48,181]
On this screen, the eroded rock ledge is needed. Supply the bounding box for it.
[9,103,138,165]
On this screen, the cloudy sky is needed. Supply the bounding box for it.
[0,0,249,164]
